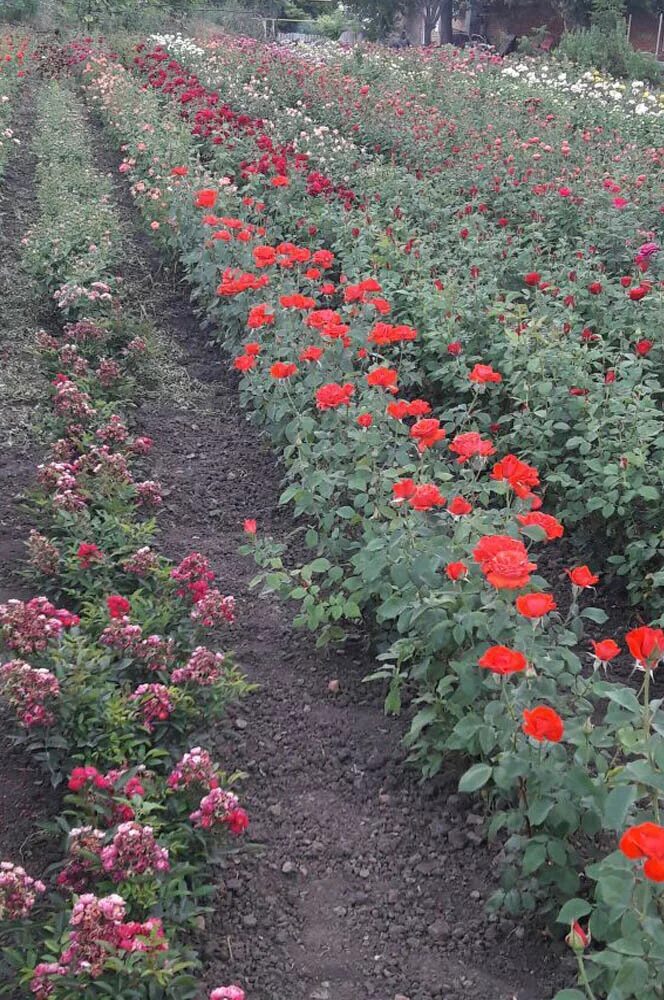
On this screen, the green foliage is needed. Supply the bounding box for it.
[558,24,663,82]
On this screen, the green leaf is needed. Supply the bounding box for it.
[458,763,492,794]
[522,840,547,875]
[557,898,592,924]
[553,992,586,1000]
[603,784,637,832]
[580,607,609,624]
[528,798,555,826]
[308,557,332,574]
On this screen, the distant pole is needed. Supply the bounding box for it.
[626,13,632,41]
[656,12,663,58]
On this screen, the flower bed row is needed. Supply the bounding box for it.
[0,78,247,1000]
[132,34,664,614]
[0,33,27,180]
[74,40,664,999]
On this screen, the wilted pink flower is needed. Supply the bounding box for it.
[0,660,60,728]
[172,646,225,685]
[100,822,169,882]
[190,590,235,627]
[167,747,219,791]
[135,480,162,506]
[0,861,45,919]
[122,546,159,576]
[129,683,174,731]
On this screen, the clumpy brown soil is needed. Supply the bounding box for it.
[83,113,573,1000]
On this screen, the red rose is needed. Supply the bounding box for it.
[270,362,297,379]
[195,189,217,209]
[524,272,541,286]
[469,363,502,384]
[366,367,398,390]
[625,626,664,670]
[449,432,495,464]
[410,418,446,452]
[357,413,373,428]
[515,592,557,618]
[300,346,324,362]
[635,339,653,356]
[591,639,620,663]
[588,281,602,295]
[522,706,564,743]
[243,519,257,535]
[392,478,416,502]
[620,822,664,881]
[478,645,528,675]
[445,561,468,581]
[409,484,446,512]
[315,383,354,410]
[491,454,540,499]
[566,565,598,588]
[517,511,564,540]
[447,496,472,516]
[628,285,649,301]
[233,355,255,372]
[473,535,536,590]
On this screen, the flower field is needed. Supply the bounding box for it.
[0,27,664,1000]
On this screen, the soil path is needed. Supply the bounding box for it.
[83,109,570,1000]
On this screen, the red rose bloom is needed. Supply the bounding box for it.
[408,484,446,512]
[392,479,416,502]
[522,706,564,743]
[566,565,599,588]
[491,454,540,499]
[620,822,664,881]
[625,626,664,670]
[517,512,564,540]
[234,354,255,372]
[447,496,472,516]
[478,645,528,675]
[591,639,620,663]
[449,431,495,464]
[473,535,537,590]
[315,383,354,410]
[300,346,324,362]
[410,418,446,452]
[524,272,541,287]
[445,561,468,581]
[270,362,297,380]
[357,413,373,428]
[366,367,398,391]
[243,519,257,535]
[195,189,217,209]
[515,593,557,618]
[469,363,502,384]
